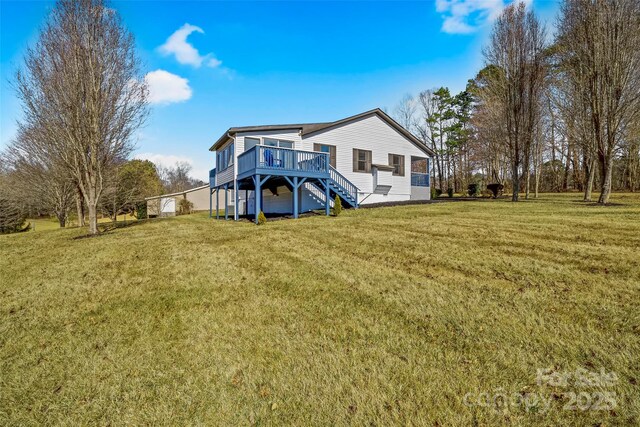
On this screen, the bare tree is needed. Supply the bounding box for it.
[4,127,76,228]
[75,185,85,226]
[393,94,418,131]
[557,0,640,204]
[470,65,515,190]
[14,0,148,234]
[417,90,443,190]
[622,120,640,192]
[531,107,545,198]
[483,2,547,201]
[558,76,598,200]
[160,162,204,193]
[0,158,27,233]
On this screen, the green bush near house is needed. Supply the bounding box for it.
[447,188,454,198]
[487,183,504,198]
[333,195,342,216]
[257,210,267,225]
[467,183,479,197]
[135,201,147,219]
[177,198,194,215]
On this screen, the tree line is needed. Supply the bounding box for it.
[393,0,640,203]
[0,0,204,234]
[2,0,639,234]
[0,153,204,233]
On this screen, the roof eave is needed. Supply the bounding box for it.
[210,131,232,152]
[145,184,210,201]
[209,109,436,157]
[301,108,436,157]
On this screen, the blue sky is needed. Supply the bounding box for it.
[0,0,559,180]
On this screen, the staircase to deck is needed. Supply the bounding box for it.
[308,165,358,208]
[235,145,359,210]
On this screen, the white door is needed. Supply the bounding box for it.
[161,197,175,215]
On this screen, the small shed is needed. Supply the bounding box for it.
[146,185,212,217]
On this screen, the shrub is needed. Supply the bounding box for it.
[435,188,443,197]
[257,210,267,225]
[0,196,26,234]
[447,188,454,198]
[333,195,342,216]
[431,186,437,199]
[135,201,147,219]
[467,183,479,197]
[487,183,504,199]
[177,198,194,215]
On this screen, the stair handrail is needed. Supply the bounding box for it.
[329,165,359,202]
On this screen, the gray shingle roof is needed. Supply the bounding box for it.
[209,108,435,156]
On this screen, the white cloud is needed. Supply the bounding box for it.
[435,0,531,34]
[441,14,476,34]
[134,153,194,169]
[158,23,222,68]
[144,70,192,105]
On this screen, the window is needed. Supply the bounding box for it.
[411,156,428,174]
[245,137,259,151]
[353,149,372,173]
[217,142,234,170]
[217,151,223,170]
[314,143,336,168]
[411,156,429,187]
[389,154,405,176]
[263,138,294,149]
[228,143,234,167]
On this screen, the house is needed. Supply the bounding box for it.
[209,108,434,223]
[146,185,222,217]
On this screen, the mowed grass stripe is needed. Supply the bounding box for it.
[1,193,639,425]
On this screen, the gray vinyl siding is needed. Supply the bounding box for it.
[215,139,235,186]
[242,185,324,215]
[216,166,234,186]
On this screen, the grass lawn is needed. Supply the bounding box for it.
[1,194,639,425]
[26,213,138,232]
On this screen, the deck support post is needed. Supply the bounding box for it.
[216,187,220,220]
[224,183,229,220]
[284,176,306,219]
[234,180,239,221]
[254,174,261,224]
[325,178,330,216]
[293,176,299,219]
[209,187,213,218]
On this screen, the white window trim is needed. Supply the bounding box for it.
[260,137,295,149]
